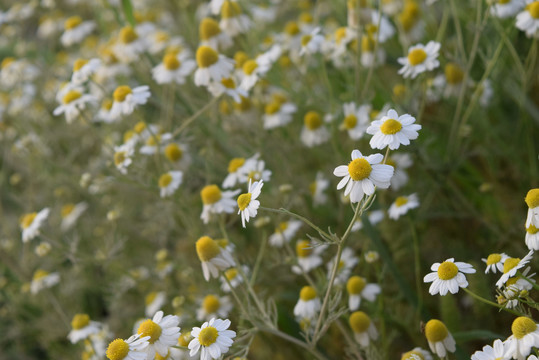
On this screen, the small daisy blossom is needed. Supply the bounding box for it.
[349,311,378,347]
[268,220,302,247]
[496,250,534,288]
[220,266,248,292]
[346,276,381,311]
[222,155,253,188]
[525,189,539,228]
[152,53,196,85]
[145,291,166,317]
[333,150,394,203]
[136,311,181,359]
[294,286,321,320]
[424,319,456,358]
[20,208,50,243]
[71,58,101,84]
[423,258,476,295]
[196,236,235,281]
[293,240,326,274]
[504,316,539,359]
[340,102,370,140]
[188,318,236,360]
[482,253,509,274]
[53,88,96,124]
[194,46,235,87]
[526,224,539,250]
[299,27,325,56]
[397,41,441,79]
[239,56,272,91]
[113,143,135,175]
[110,85,151,119]
[491,0,525,18]
[30,269,60,294]
[310,171,330,206]
[61,16,95,47]
[61,202,88,231]
[471,339,505,360]
[263,98,297,129]
[327,247,359,284]
[68,314,101,344]
[516,1,539,38]
[366,109,422,150]
[300,111,330,147]
[158,171,183,198]
[401,347,433,360]
[196,295,233,321]
[237,180,263,228]
[105,334,150,360]
[219,0,251,37]
[200,185,240,224]
[388,193,419,220]
[208,76,247,103]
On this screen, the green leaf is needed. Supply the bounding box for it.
[452,329,503,342]
[122,0,136,26]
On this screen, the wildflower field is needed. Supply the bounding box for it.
[1,0,539,358]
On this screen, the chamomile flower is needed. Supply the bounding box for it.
[136,311,181,359]
[61,16,95,47]
[196,295,233,321]
[482,253,509,274]
[194,46,235,87]
[388,193,419,220]
[200,185,240,224]
[268,220,302,247]
[152,53,196,85]
[199,18,233,50]
[401,347,433,360]
[525,189,539,228]
[294,286,321,320]
[366,109,421,150]
[68,314,101,344]
[526,224,539,250]
[140,133,173,155]
[293,239,325,274]
[242,157,272,184]
[237,180,263,228]
[30,269,60,294]
[496,251,534,288]
[223,155,254,188]
[397,41,441,79]
[347,276,381,311]
[113,143,135,175]
[158,171,183,198]
[220,0,251,37]
[516,1,539,37]
[263,96,297,129]
[71,58,101,85]
[239,57,272,91]
[504,317,539,359]
[423,258,476,295]
[327,247,359,284]
[21,208,50,243]
[53,87,96,124]
[164,143,191,168]
[188,318,236,360]
[299,27,325,56]
[503,268,536,307]
[110,85,151,119]
[424,319,456,358]
[208,77,247,103]
[300,111,330,147]
[113,26,148,63]
[220,266,248,292]
[349,311,378,347]
[340,102,370,140]
[196,236,235,281]
[105,334,150,360]
[471,339,505,360]
[386,153,413,190]
[145,291,166,317]
[60,202,88,231]
[333,150,394,203]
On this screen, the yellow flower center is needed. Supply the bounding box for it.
[349,311,370,333]
[301,35,312,47]
[228,158,245,173]
[425,319,448,342]
[134,121,146,133]
[114,151,126,166]
[296,240,312,258]
[225,268,238,280]
[498,0,510,3]
[347,276,367,295]
[201,185,222,205]
[124,130,135,144]
[304,111,322,130]
[119,26,138,44]
[407,48,427,66]
[202,295,221,313]
[366,24,378,37]
[106,339,129,360]
[486,253,502,265]
[525,189,539,208]
[163,54,180,70]
[512,317,537,339]
[399,11,417,32]
[145,292,158,305]
[309,181,316,195]
[299,12,313,23]
[241,60,257,76]
[445,63,464,84]
[527,1,539,18]
[71,314,90,330]
[199,18,221,40]
[393,84,406,98]
[335,27,347,44]
[234,51,248,69]
[528,224,539,234]
[401,350,425,360]
[265,102,281,115]
[63,90,82,104]
[1,57,15,69]
[164,144,183,162]
[237,193,252,211]
[196,46,219,68]
[506,277,518,286]
[154,31,169,43]
[198,326,219,346]
[348,158,372,181]
[178,332,191,347]
[196,236,221,261]
[33,269,49,280]
[343,114,358,130]
[155,352,169,360]
[395,197,409,207]
[61,204,75,218]
[221,77,236,89]
[137,319,162,344]
[65,16,82,30]
[21,212,37,228]
[299,286,317,301]
[437,261,458,280]
[113,86,132,103]
[361,36,375,52]
[159,173,173,188]
[503,258,521,274]
[277,222,289,233]
[222,0,242,18]
[285,21,300,36]
[102,99,113,110]
[73,59,88,72]
[380,119,403,135]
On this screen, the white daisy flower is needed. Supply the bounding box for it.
[401,347,433,360]
[366,109,422,150]
[112,26,148,63]
[479,79,494,107]
[251,4,277,23]
[189,318,236,360]
[471,339,505,360]
[299,27,325,56]
[200,185,240,224]
[504,317,539,359]
[196,236,236,281]
[386,153,413,190]
[310,171,330,206]
[293,240,326,274]
[327,247,359,285]
[222,154,256,189]
[194,46,235,87]
[53,87,96,124]
[158,171,183,198]
[239,56,272,91]
[349,311,378,347]
[219,0,251,37]
[199,17,233,50]
[20,208,50,243]
[268,220,302,247]
[61,16,95,47]
[263,97,297,129]
[333,150,394,203]
[240,157,272,184]
[388,193,419,220]
[152,53,196,85]
[220,266,248,292]
[196,295,233,321]
[30,269,60,294]
[67,314,101,344]
[113,143,135,175]
[397,41,441,79]
[424,319,456,358]
[503,268,536,306]
[136,311,181,359]
[209,0,234,15]
[61,202,88,231]
[145,291,166,318]
[140,133,173,155]
[423,258,476,295]
[367,12,396,43]
[526,224,539,250]
[163,142,191,168]
[110,85,151,119]
[237,180,263,228]
[481,253,509,274]
[105,334,150,360]
[525,189,539,228]
[496,251,534,288]
[340,102,370,140]
[365,251,380,263]
[346,276,381,311]
[300,111,330,147]
[293,286,321,320]
[516,1,539,37]
[71,58,101,85]
[208,77,248,103]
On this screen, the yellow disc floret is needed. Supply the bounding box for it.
[296,240,312,258]
[301,35,312,47]
[503,258,521,274]
[349,311,371,333]
[199,18,221,40]
[201,185,222,205]
[196,46,219,68]
[348,158,372,181]
[299,286,317,301]
[198,326,219,346]
[424,319,448,342]
[114,151,126,166]
[401,350,425,360]
[486,253,502,265]
[437,261,458,280]
[106,339,130,360]
[33,269,49,280]
[71,313,90,330]
[380,119,403,135]
[163,54,180,70]
[395,197,409,207]
[158,173,173,188]
[65,16,82,30]
[113,86,132,102]
[21,212,37,229]
[202,295,220,314]
[237,193,252,211]
[512,317,537,339]
[264,102,281,115]
[528,1,539,18]
[347,276,367,295]
[73,59,88,72]
[63,90,82,104]
[196,236,221,261]
[225,268,238,280]
[285,21,300,36]
[221,78,236,89]
[137,319,162,343]
[304,111,322,130]
[445,63,464,84]
[343,114,358,130]
[222,1,242,18]
[119,26,138,44]
[242,60,258,76]
[164,144,183,162]
[525,189,539,208]
[234,51,248,69]
[407,48,427,66]
[228,158,245,173]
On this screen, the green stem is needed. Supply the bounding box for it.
[260,207,334,243]
[462,287,522,316]
[409,217,423,322]
[171,96,219,137]
[249,230,267,287]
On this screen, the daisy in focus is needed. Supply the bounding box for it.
[333,149,394,203]
[136,310,181,359]
[200,185,240,224]
[388,193,419,220]
[20,208,50,243]
[349,311,378,347]
[68,314,101,344]
[188,318,236,360]
[397,41,441,79]
[293,286,321,320]
[424,319,456,358]
[105,334,149,360]
[237,180,263,228]
[158,171,183,198]
[504,316,539,359]
[482,253,508,274]
[525,188,539,228]
[110,85,151,119]
[196,236,235,281]
[423,258,476,295]
[366,109,421,150]
[496,250,534,288]
[471,339,505,360]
